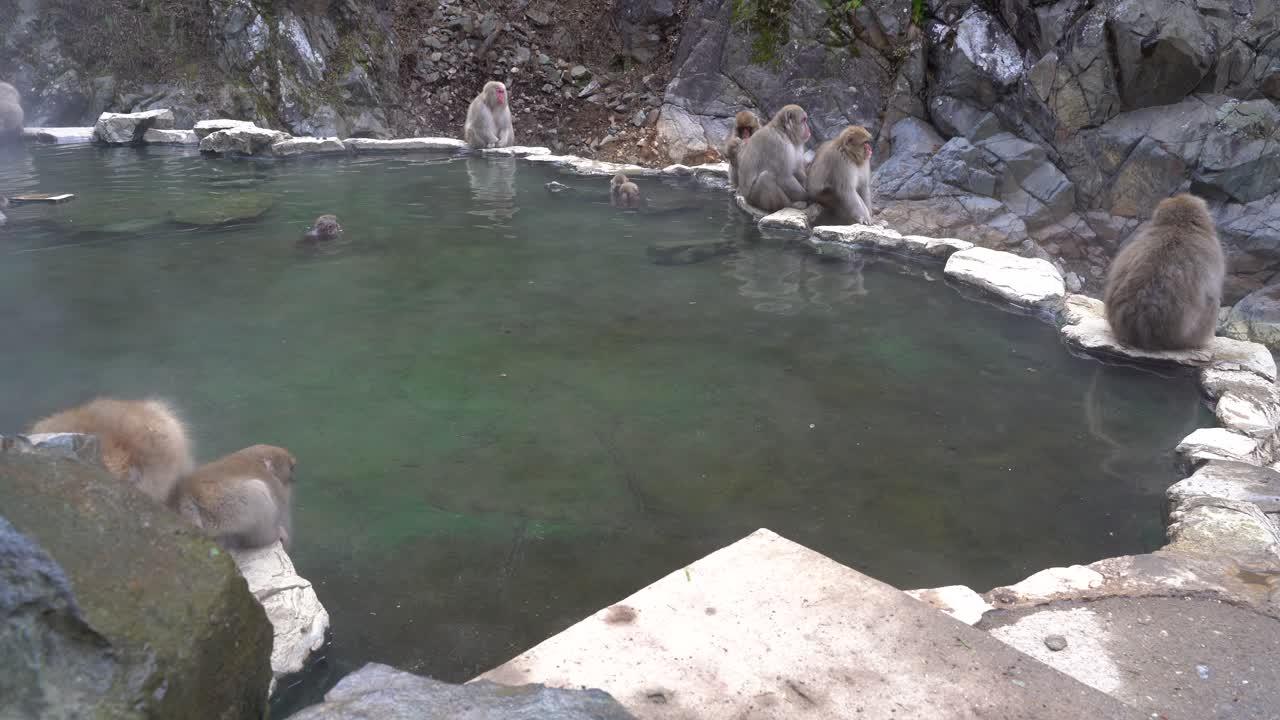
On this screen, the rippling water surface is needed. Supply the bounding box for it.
[0,143,1210,709]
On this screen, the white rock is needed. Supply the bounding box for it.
[661,163,695,175]
[1199,367,1277,400]
[1176,427,1260,465]
[1167,497,1280,558]
[1215,389,1280,438]
[905,585,993,625]
[944,247,1065,311]
[194,119,259,139]
[272,137,349,156]
[480,145,551,157]
[691,162,730,178]
[343,137,468,153]
[994,565,1104,602]
[93,109,176,145]
[200,126,292,156]
[1167,461,1280,513]
[142,128,198,145]
[759,207,810,232]
[1059,293,1105,326]
[1206,336,1278,382]
[24,127,95,144]
[230,541,329,688]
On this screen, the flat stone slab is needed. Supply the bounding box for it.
[1168,460,1280,514]
[479,145,550,157]
[1176,427,1261,466]
[810,224,973,261]
[194,119,258,139]
[945,247,1065,311]
[523,153,657,176]
[981,596,1280,720]
[759,207,811,232]
[23,127,95,144]
[272,137,348,157]
[343,137,467,153]
[143,128,198,145]
[479,529,1141,719]
[229,541,329,691]
[1061,295,1278,380]
[93,109,175,145]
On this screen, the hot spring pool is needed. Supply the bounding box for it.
[0,143,1210,707]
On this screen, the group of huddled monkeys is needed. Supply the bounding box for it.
[29,398,296,551]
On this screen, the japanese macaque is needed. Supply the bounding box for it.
[1103,193,1225,351]
[735,104,811,212]
[806,125,875,225]
[724,110,761,188]
[0,82,22,140]
[464,81,515,149]
[301,214,343,244]
[610,173,642,209]
[29,398,194,503]
[170,445,296,550]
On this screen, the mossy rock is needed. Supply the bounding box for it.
[0,452,273,719]
[170,192,277,227]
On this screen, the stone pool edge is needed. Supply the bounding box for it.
[25,111,1280,643]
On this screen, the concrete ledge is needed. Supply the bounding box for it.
[810,224,973,262]
[479,529,1141,719]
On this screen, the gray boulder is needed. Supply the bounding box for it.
[1224,284,1280,350]
[0,450,273,719]
[1107,0,1217,110]
[200,126,292,156]
[92,108,175,145]
[288,663,636,719]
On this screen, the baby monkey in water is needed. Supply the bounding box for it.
[610,174,642,209]
[301,214,343,245]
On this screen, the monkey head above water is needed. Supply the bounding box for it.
[464,80,515,149]
[1103,193,1225,351]
[807,125,876,226]
[29,397,195,503]
[610,173,642,209]
[170,444,297,550]
[301,214,343,245]
[735,104,811,212]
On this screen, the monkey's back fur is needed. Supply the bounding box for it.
[1103,194,1225,351]
[0,82,23,137]
[31,397,194,502]
[172,444,295,550]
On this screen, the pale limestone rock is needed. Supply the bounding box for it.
[905,585,993,625]
[272,137,349,156]
[25,127,95,144]
[143,128,198,145]
[1177,427,1261,466]
[759,207,810,232]
[1167,461,1280,514]
[1199,367,1277,400]
[194,119,259,139]
[993,565,1104,602]
[809,224,973,260]
[733,193,768,220]
[230,541,329,689]
[1166,497,1280,559]
[480,145,551,157]
[199,127,292,156]
[690,162,730,178]
[944,247,1065,311]
[343,137,468,153]
[93,109,175,145]
[1215,388,1280,438]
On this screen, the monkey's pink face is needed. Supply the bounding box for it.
[800,115,810,142]
[494,86,506,105]
[864,143,872,158]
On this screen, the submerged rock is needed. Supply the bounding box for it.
[0,450,273,718]
[647,238,737,266]
[288,663,636,719]
[170,191,276,227]
[93,109,175,145]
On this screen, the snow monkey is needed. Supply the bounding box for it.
[806,125,875,225]
[1103,193,1225,351]
[170,445,297,550]
[724,110,762,188]
[610,173,642,209]
[464,80,515,149]
[30,398,195,503]
[735,104,811,212]
[301,214,343,245]
[0,82,22,140]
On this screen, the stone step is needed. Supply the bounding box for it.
[476,529,1142,719]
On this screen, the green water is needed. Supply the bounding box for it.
[0,144,1209,706]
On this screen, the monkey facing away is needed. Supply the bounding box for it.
[30,398,194,503]
[170,445,296,550]
[724,110,761,188]
[610,173,642,209]
[1103,193,1225,351]
[300,214,343,245]
[0,82,22,140]
[735,105,811,212]
[464,81,515,149]
[806,125,875,225]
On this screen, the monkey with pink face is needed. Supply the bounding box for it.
[464,80,515,149]
[735,105,811,212]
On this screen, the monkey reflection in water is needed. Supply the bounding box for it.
[1083,365,1204,485]
[467,155,517,225]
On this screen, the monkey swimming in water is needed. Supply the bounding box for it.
[1102,193,1225,351]
[300,214,343,245]
[610,174,642,209]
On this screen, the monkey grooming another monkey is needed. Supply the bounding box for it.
[735,105,811,212]
[806,125,875,225]
[464,81,515,149]
[610,174,642,209]
[30,398,194,503]
[300,214,343,245]
[724,110,761,188]
[1103,193,1225,351]
[170,445,296,550]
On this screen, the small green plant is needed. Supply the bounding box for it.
[912,0,926,25]
[731,0,794,64]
